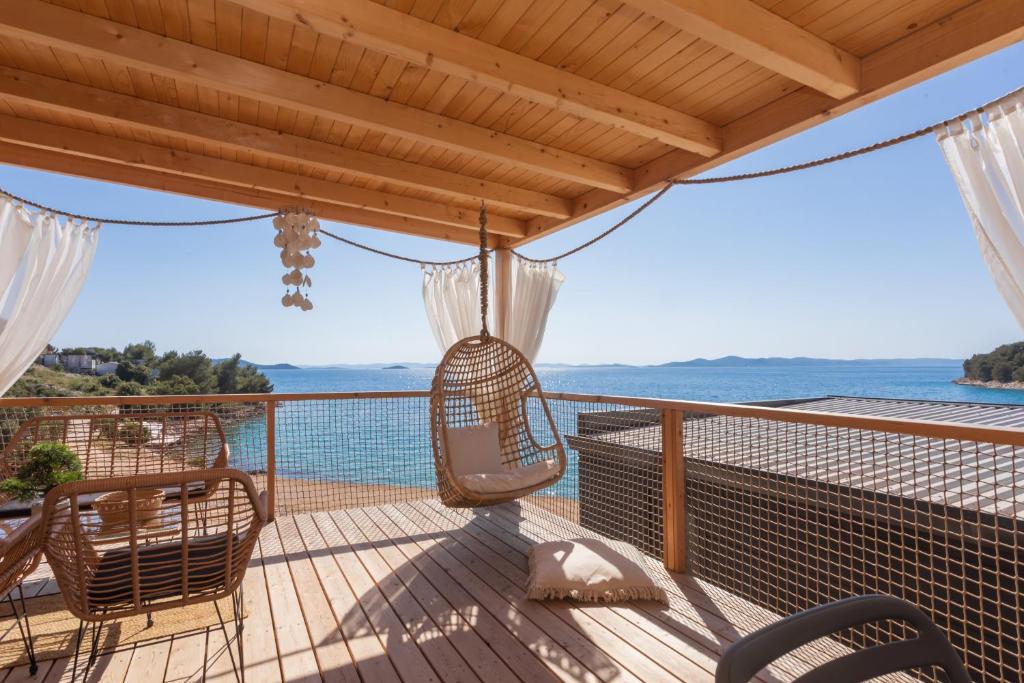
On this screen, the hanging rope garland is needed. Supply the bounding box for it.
[1,84,1018,270]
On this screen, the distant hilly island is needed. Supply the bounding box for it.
[237,356,963,370]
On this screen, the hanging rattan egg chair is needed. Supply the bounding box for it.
[430,206,566,508]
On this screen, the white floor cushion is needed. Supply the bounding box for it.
[527,538,667,603]
[457,458,559,495]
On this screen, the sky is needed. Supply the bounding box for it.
[2,42,1022,366]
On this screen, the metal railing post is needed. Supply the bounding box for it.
[662,408,687,572]
[266,399,276,521]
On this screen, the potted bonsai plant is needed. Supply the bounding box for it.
[0,441,83,503]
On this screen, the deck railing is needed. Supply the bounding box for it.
[1,390,1023,682]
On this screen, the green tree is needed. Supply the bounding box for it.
[994,362,1014,383]
[215,354,273,394]
[148,375,202,395]
[123,340,157,365]
[116,381,145,396]
[155,350,216,393]
[216,354,242,393]
[236,365,273,393]
[115,360,150,385]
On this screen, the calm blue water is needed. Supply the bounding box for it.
[244,363,1024,491]
[262,363,1024,405]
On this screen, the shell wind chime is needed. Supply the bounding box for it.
[274,210,321,311]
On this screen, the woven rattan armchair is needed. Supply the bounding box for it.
[0,411,229,501]
[39,468,266,681]
[0,510,43,675]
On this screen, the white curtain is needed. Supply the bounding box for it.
[937,92,1024,326]
[506,257,564,362]
[0,199,100,395]
[422,261,490,351]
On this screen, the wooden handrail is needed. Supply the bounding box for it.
[0,390,431,407]
[3,389,1024,444]
[543,392,1024,446]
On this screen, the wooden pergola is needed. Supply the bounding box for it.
[0,0,1021,249]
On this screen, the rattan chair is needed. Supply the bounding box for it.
[431,335,567,507]
[0,511,43,675]
[0,411,229,493]
[39,468,267,681]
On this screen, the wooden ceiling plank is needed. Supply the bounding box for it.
[231,0,722,156]
[623,0,862,98]
[518,0,1024,246]
[0,141,486,244]
[0,0,630,192]
[0,112,526,237]
[0,66,571,218]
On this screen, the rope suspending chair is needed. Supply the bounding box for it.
[430,204,567,507]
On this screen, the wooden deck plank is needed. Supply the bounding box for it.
[425,501,712,683]
[306,510,442,683]
[204,622,241,683]
[163,633,206,683]
[486,500,855,683]
[359,504,571,683]
[378,503,626,683]
[394,502,677,682]
[322,509,481,683]
[122,637,171,683]
[256,529,322,682]
[0,504,875,682]
[272,516,361,683]
[288,514,403,683]
[339,507,521,683]
[242,537,285,683]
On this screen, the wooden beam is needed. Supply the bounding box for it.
[232,0,722,157]
[0,114,525,238]
[625,0,860,99]
[494,249,513,340]
[0,143,491,246]
[0,0,632,193]
[662,408,687,573]
[0,67,571,220]
[516,0,1024,246]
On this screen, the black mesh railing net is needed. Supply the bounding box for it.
[534,399,664,557]
[271,396,435,514]
[684,412,1024,683]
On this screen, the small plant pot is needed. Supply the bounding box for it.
[94,488,166,526]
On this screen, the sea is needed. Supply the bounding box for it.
[247,362,1024,491]
[262,362,1024,405]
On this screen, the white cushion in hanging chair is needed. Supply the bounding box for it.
[457,459,560,495]
[447,423,504,477]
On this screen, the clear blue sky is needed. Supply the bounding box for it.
[2,42,1022,366]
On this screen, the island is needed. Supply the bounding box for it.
[382,365,409,370]
[957,342,1024,389]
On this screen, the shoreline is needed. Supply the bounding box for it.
[953,377,1024,391]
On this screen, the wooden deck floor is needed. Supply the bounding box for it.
[1,500,836,683]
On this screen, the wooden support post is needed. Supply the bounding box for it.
[266,400,276,521]
[494,248,513,339]
[662,408,687,572]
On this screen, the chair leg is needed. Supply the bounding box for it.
[87,618,104,668]
[234,585,245,683]
[7,586,37,676]
[71,621,86,682]
[215,587,246,683]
